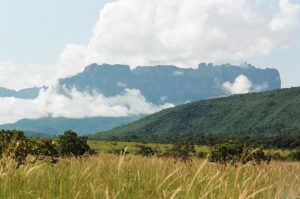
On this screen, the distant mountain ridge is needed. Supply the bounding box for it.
[0,63,281,136]
[0,63,281,103]
[0,116,143,136]
[92,87,300,148]
[59,63,281,105]
[0,86,45,99]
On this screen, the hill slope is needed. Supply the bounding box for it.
[93,87,300,148]
[0,116,142,136]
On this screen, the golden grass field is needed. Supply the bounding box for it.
[0,140,298,199]
[0,149,299,199]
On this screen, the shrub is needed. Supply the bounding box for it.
[30,139,59,164]
[57,130,92,157]
[196,151,208,159]
[136,145,156,157]
[8,140,32,167]
[287,149,300,161]
[209,140,270,165]
[163,139,196,163]
[0,130,26,150]
[249,148,271,164]
[0,130,30,167]
[209,140,244,165]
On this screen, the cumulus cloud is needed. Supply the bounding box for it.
[55,0,300,77]
[222,75,268,94]
[0,0,299,124]
[0,87,173,124]
[0,61,55,90]
[1,0,299,88]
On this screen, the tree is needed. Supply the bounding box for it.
[30,139,59,164]
[136,145,156,157]
[0,130,30,167]
[209,139,244,165]
[209,139,270,165]
[57,130,92,157]
[164,139,196,163]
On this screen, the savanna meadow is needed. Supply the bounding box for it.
[1,0,300,198]
[0,130,300,199]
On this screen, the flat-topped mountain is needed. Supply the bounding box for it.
[59,63,281,105]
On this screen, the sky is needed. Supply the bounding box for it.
[0,0,299,124]
[0,0,299,88]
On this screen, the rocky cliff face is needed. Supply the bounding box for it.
[59,63,281,105]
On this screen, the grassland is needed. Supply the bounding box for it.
[88,140,210,154]
[0,141,299,199]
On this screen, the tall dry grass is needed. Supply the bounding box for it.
[0,154,299,199]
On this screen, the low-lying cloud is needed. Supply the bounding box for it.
[0,87,173,124]
[222,75,268,94]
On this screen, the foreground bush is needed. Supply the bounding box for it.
[136,145,157,157]
[288,149,300,161]
[0,130,95,167]
[163,139,196,163]
[57,130,94,157]
[0,130,59,167]
[30,139,59,164]
[209,140,270,165]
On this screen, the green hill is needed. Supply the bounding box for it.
[92,87,300,148]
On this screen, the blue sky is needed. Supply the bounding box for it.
[0,0,299,88]
[0,0,111,65]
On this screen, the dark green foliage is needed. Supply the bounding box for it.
[0,130,94,167]
[0,130,26,149]
[209,140,244,165]
[196,151,208,159]
[0,130,29,167]
[57,130,92,157]
[287,149,300,161]
[209,140,270,165]
[250,148,271,164]
[95,87,300,148]
[8,140,31,167]
[136,145,156,157]
[163,140,196,163]
[30,139,59,164]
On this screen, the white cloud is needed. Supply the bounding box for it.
[0,0,299,124]
[0,87,173,124]
[222,75,252,94]
[172,71,184,76]
[222,75,268,94]
[0,0,299,88]
[55,0,300,77]
[0,61,55,90]
[116,82,127,88]
[270,0,300,31]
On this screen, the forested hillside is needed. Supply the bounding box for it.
[93,87,300,148]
